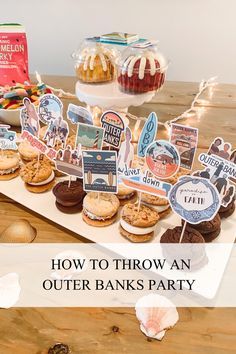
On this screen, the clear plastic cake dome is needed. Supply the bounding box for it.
[117,44,168,94]
[72,40,120,84]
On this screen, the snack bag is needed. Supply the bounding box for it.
[0,23,29,85]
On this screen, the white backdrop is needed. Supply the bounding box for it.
[2,0,236,83]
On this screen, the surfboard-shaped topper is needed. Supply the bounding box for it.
[138,112,158,158]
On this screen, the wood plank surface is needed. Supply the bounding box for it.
[0,307,235,354]
[0,76,236,354]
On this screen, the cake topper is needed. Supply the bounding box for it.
[67,104,93,125]
[82,150,118,193]
[138,112,158,158]
[20,97,40,138]
[146,140,180,179]
[170,123,198,170]
[20,98,57,161]
[38,94,69,148]
[169,176,220,224]
[121,169,172,199]
[75,123,104,150]
[55,144,83,178]
[0,124,17,150]
[118,127,134,173]
[101,110,125,148]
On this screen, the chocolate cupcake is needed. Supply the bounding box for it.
[183,214,221,242]
[53,180,86,213]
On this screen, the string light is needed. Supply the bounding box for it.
[35,71,76,99]
[158,76,218,132]
[35,72,217,138]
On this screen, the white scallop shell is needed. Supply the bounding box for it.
[135,294,179,340]
[0,273,21,308]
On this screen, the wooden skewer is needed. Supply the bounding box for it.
[179,220,187,243]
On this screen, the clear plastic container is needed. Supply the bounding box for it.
[117,45,168,94]
[72,40,119,84]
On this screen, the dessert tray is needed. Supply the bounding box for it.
[1,175,235,301]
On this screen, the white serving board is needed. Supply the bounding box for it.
[0,176,235,300]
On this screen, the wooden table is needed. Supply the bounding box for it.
[0,76,236,354]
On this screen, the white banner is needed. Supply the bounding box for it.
[0,243,235,308]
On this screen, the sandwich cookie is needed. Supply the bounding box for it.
[120,203,159,243]
[82,192,120,227]
[20,159,55,193]
[53,180,86,213]
[182,213,221,242]
[141,193,171,219]
[117,185,137,206]
[164,167,189,185]
[160,226,207,270]
[18,140,39,162]
[219,199,235,219]
[0,154,20,180]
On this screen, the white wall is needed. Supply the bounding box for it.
[2,0,236,83]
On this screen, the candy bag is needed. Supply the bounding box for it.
[0,23,30,86]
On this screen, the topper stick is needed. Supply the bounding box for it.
[137,192,142,212]
[97,192,100,201]
[68,176,72,188]
[36,152,40,174]
[179,220,187,243]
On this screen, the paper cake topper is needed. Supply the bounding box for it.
[20,97,40,138]
[198,136,236,206]
[55,145,83,178]
[21,130,57,161]
[146,140,180,179]
[169,176,220,224]
[0,124,17,150]
[67,104,93,125]
[198,151,236,207]
[20,96,57,161]
[208,137,233,160]
[121,169,172,198]
[82,150,118,193]
[118,127,134,172]
[170,123,198,170]
[138,112,158,158]
[38,94,63,124]
[101,110,125,148]
[38,94,69,148]
[76,123,104,150]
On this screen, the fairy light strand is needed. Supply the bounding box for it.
[35,71,76,98]
[35,72,217,135]
[159,76,218,131]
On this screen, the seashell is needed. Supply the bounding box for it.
[0,219,37,243]
[135,294,179,340]
[0,273,21,308]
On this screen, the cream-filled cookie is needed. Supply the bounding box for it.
[141,193,171,219]
[117,185,137,206]
[163,167,189,185]
[0,154,20,180]
[82,192,120,227]
[20,159,55,193]
[120,203,159,242]
[18,140,39,162]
